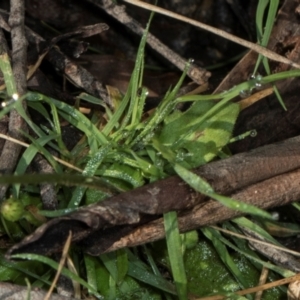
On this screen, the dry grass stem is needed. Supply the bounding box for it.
[123,0,300,69]
[44,231,72,300]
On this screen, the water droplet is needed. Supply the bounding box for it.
[176,148,189,162]
[1,93,19,108]
[249,73,264,90]
[142,132,154,145]
[256,74,262,80]
[255,75,263,89]
[248,74,256,80]
[135,142,144,151]
[239,89,252,98]
[250,130,257,137]
[155,157,164,168]
[12,93,19,101]
[122,131,130,138]
[255,82,262,89]
[188,58,194,64]
[271,211,280,220]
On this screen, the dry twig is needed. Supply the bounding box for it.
[0,0,28,201]
[122,0,300,69]
[6,135,300,257]
[87,0,210,84]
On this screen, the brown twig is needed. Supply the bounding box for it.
[86,0,210,84]
[44,232,72,300]
[84,165,300,255]
[6,135,300,257]
[0,0,28,201]
[0,13,112,106]
[239,226,300,273]
[33,154,58,210]
[35,37,112,107]
[122,0,300,69]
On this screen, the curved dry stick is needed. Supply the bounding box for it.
[87,0,210,84]
[122,0,300,69]
[7,135,300,257]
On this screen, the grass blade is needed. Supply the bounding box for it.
[11,253,103,299]
[164,211,187,300]
[174,163,272,219]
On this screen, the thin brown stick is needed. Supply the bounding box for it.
[0,12,112,106]
[44,232,72,300]
[122,0,300,69]
[87,0,210,84]
[197,273,300,300]
[7,135,300,257]
[210,226,300,258]
[255,266,269,300]
[239,226,300,273]
[98,166,300,255]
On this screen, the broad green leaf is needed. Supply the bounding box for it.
[157,101,239,168]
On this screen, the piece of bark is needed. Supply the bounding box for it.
[33,154,58,210]
[239,226,300,273]
[6,135,300,257]
[86,166,300,255]
[0,1,28,201]
[0,14,113,107]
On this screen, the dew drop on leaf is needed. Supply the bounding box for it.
[250,130,257,137]
[239,89,252,98]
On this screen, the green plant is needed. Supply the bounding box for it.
[0,1,299,299]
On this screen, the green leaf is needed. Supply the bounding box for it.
[116,249,128,284]
[174,164,272,219]
[164,211,187,300]
[127,260,176,294]
[0,253,49,285]
[202,227,249,290]
[157,101,239,167]
[13,134,58,198]
[97,163,144,188]
[68,144,112,208]
[84,254,98,294]
[0,52,17,96]
[11,253,103,299]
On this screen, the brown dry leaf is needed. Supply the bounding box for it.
[288,281,300,300]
